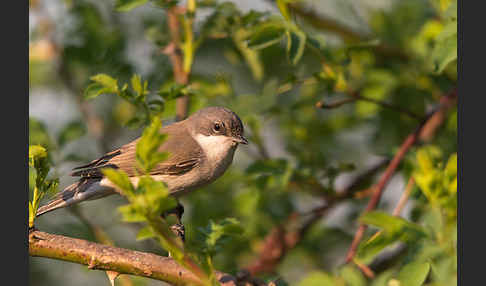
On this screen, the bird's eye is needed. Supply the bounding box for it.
[213,123,221,132]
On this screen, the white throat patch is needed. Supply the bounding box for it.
[193,134,237,179]
[194,134,236,163]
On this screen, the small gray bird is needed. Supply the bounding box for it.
[36,106,247,217]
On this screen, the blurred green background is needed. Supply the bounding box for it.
[29,0,457,285]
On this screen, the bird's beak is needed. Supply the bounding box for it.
[232,135,248,145]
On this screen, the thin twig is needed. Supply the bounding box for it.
[392,177,415,216]
[315,92,422,121]
[356,178,415,277]
[315,97,356,109]
[244,158,389,275]
[354,260,375,278]
[344,88,457,263]
[350,92,422,120]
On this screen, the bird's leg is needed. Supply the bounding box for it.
[161,201,185,242]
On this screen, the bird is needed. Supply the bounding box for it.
[36,106,248,217]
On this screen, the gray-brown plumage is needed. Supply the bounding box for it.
[36,107,247,217]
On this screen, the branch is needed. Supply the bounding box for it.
[244,158,389,275]
[316,92,422,121]
[165,7,190,121]
[344,88,457,263]
[29,230,264,286]
[68,206,135,286]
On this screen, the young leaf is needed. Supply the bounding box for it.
[136,116,168,172]
[102,168,135,197]
[137,176,176,215]
[29,145,47,166]
[90,74,119,91]
[131,74,148,99]
[85,74,119,99]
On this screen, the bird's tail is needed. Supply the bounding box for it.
[36,178,115,217]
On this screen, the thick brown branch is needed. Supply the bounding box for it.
[29,230,262,286]
[344,88,457,263]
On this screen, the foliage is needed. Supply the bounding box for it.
[29,0,457,285]
[28,145,59,228]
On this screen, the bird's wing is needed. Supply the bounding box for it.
[71,123,204,178]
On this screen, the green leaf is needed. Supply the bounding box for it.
[137,176,176,215]
[431,19,457,73]
[158,82,189,100]
[57,121,86,147]
[432,34,456,73]
[298,271,335,286]
[247,22,286,50]
[136,116,168,172]
[29,145,47,166]
[118,204,147,222]
[339,265,366,286]
[115,0,149,12]
[131,74,148,98]
[356,211,427,263]
[84,83,108,100]
[136,225,155,240]
[90,74,119,91]
[306,34,326,55]
[397,262,430,286]
[370,270,394,286]
[199,218,243,255]
[359,211,425,236]
[286,26,306,65]
[102,168,135,197]
[44,178,60,197]
[356,231,400,264]
[84,74,119,99]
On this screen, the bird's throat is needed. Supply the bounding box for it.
[194,134,236,176]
